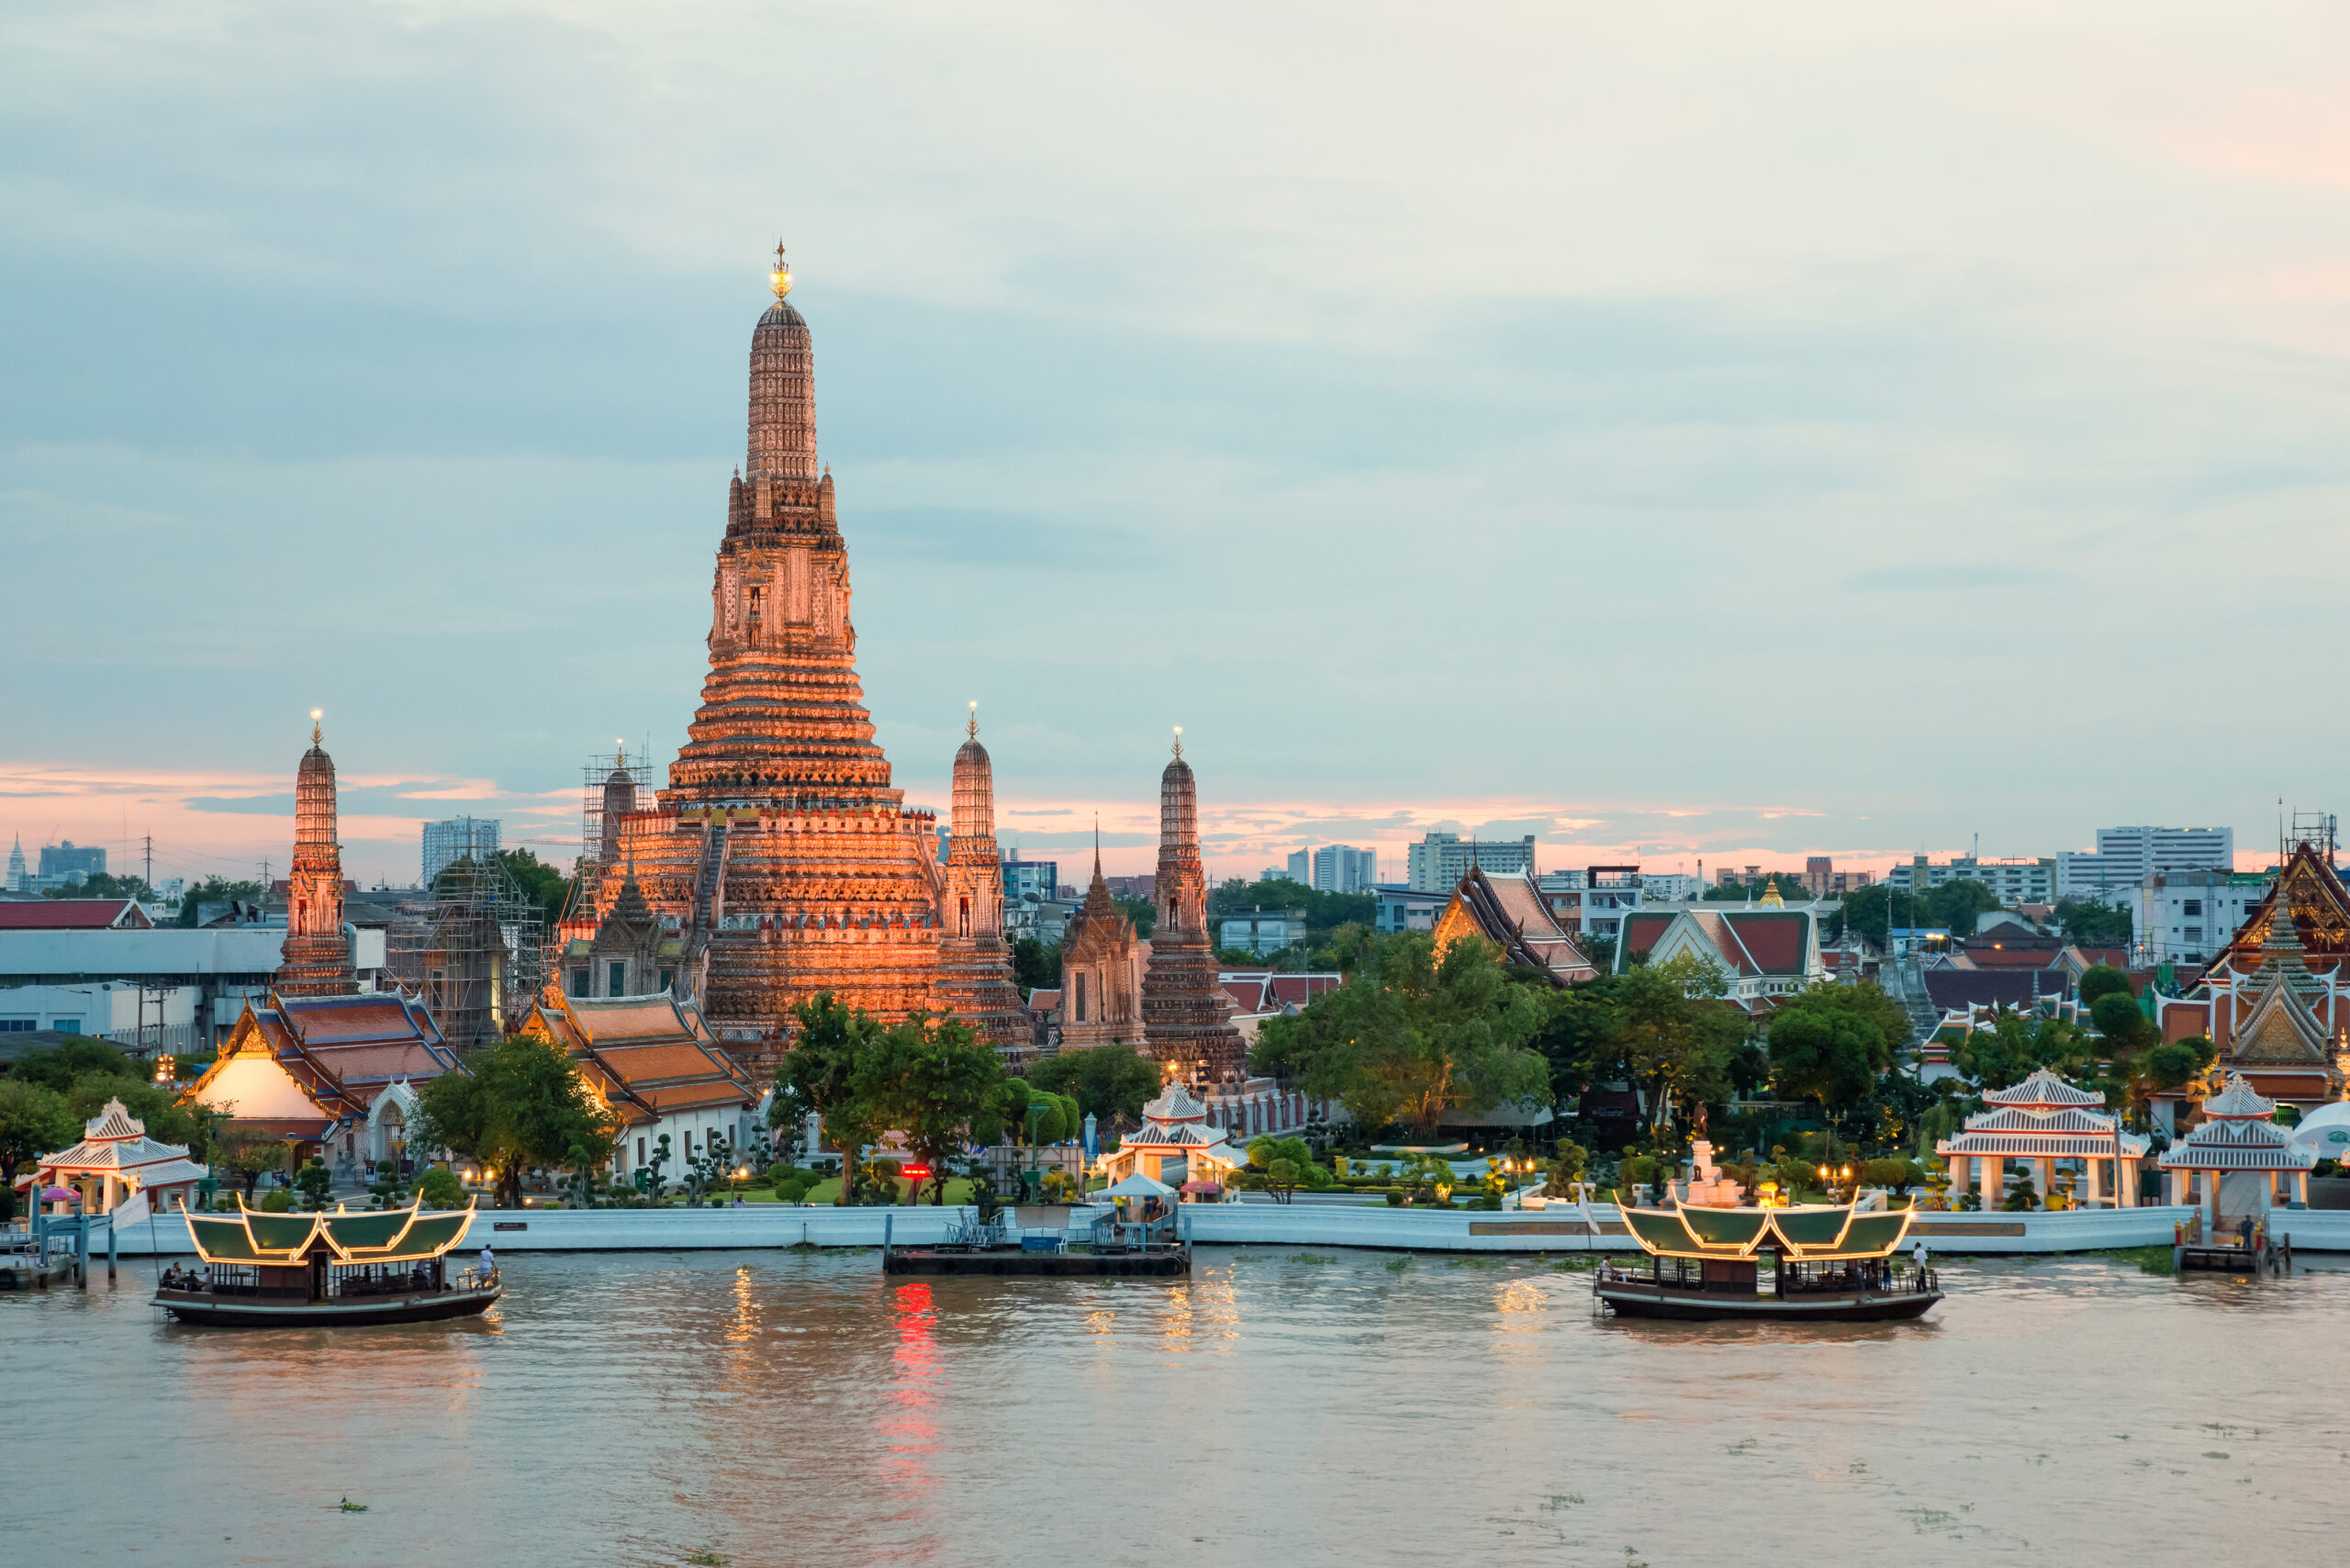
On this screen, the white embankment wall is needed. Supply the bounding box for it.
[95,1202,2350,1256]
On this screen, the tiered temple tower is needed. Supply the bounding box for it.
[1140,731,1246,1081]
[934,706,1027,1053]
[601,247,944,1041]
[1059,827,1143,1049]
[275,711,357,997]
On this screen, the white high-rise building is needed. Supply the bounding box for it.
[1312,845,1377,894]
[421,818,501,885]
[2057,826,2232,900]
[1285,849,1311,884]
[1406,833,1537,892]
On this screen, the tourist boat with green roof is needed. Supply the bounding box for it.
[1597,1202,1942,1322]
[155,1197,497,1327]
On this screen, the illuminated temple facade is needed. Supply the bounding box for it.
[933,710,1026,1052]
[589,250,969,1046]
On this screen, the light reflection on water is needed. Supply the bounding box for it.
[4,1249,2345,1567]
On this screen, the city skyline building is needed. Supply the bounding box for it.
[1406,832,1537,892]
[421,817,501,885]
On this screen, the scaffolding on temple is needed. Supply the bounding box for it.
[381,850,546,1050]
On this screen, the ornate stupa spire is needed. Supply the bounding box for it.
[746,241,817,482]
[1141,730,1245,1081]
[582,248,949,1039]
[936,703,1025,1050]
[275,709,357,997]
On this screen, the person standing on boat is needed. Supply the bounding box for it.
[1911,1238,1928,1282]
[478,1243,495,1282]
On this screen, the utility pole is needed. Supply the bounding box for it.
[142,835,152,893]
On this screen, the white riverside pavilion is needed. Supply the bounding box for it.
[1936,1068,2148,1208]
[1095,1084,1248,1191]
[27,1098,209,1216]
[2155,1074,2318,1228]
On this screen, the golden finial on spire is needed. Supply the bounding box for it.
[770,240,792,301]
[1171,724,1183,759]
[616,737,626,768]
[968,700,979,740]
[310,709,322,746]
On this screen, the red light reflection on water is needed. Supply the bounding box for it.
[878,1281,939,1496]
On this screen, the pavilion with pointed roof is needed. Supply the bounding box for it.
[2155,1074,2317,1226]
[27,1098,209,1216]
[1094,1082,1247,1190]
[1935,1068,2148,1208]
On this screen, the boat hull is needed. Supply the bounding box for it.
[153,1284,500,1327]
[1596,1282,1942,1322]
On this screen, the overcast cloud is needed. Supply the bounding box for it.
[5,2,2346,887]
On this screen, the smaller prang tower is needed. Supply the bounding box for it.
[275,711,358,997]
[1140,729,1245,1081]
[934,704,1028,1054]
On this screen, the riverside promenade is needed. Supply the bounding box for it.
[84,1202,2350,1256]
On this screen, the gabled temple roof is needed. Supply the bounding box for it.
[185,989,462,1137]
[2208,845,2350,976]
[0,899,151,930]
[1984,1067,2106,1110]
[34,1098,209,1186]
[1436,868,1598,987]
[523,987,754,1129]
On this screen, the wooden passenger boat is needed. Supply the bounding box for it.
[1595,1202,1942,1322]
[155,1197,498,1327]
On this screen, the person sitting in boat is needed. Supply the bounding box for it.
[160,1264,181,1290]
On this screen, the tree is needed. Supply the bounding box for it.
[218,1132,291,1199]
[1614,953,1750,1136]
[1027,1043,1160,1121]
[415,1166,466,1208]
[1113,896,1158,938]
[43,870,159,902]
[858,1012,1008,1203]
[770,992,888,1205]
[410,1036,614,1207]
[0,1080,76,1195]
[1207,878,1378,938]
[498,847,572,933]
[293,1157,333,1209]
[2089,991,2154,1054]
[1766,985,1899,1110]
[1243,1135,1329,1203]
[1011,937,1060,992]
[2055,901,2132,948]
[1252,930,1550,1137]
[174,876,263,927]
[2077,965,2135,1006]
[1952,1010,2095,1091]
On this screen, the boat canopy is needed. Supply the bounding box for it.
[177,1196,477,1268]
[1622,1202,1914,1261]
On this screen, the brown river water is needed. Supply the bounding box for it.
[5,1248,2345,1567]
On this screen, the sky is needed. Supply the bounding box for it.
[5,2,2348,891]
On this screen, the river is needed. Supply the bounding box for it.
[4,1248,2343,1566]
